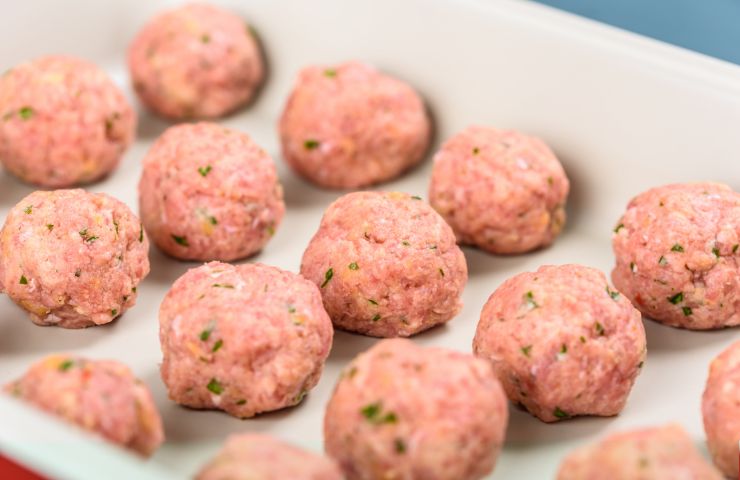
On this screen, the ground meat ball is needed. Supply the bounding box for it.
[159,261,333,418]
[300,191,467,337]
[557,424,722,480]
[0,55,135,187]
[128,3,264,120]
[197,434,343,480]
[612,182,740,330]
[473,264,645,422]
[139,123,284,261]
[429,126,569,254]
[0,189,149,328]
[324,339,508,480]
[279,61,431,188]
[702,340,740,477]
[5,354,164,456]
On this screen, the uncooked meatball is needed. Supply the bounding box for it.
[196,434,343,480]
[300,191,467,337]
[279,61,431,188]
[128,3,264,119]
[5,354,164,456]
[473,264,645,422]
[557,424,722,480]
[139,123,284,261]
[0,55,135,187]
[324,339,508,480]
[0,189,149,328]
[159,261,333,418]
[429,126,569,254]
[612,182,740,329]
[702,340,740,477]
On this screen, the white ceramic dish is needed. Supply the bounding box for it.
[1,0,739,478]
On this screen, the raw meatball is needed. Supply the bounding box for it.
[612,182,740,329]
[429,126,569,254]
[0,189,149,328]
[473,264,645,422]
[279,61,431,188]
[0,55,135,187]
[325,339,507,480]
[159,261,333,418]
[128,3,264,119]
[702,340,740,477]
[197,434,343,480]
[139,123,284,261]
[300,191,467,337]
[557,424,722,480]
[5,354,164,456]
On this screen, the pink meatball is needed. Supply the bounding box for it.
[128,3,264,119]
[612,182,740,330]
[702,340,740,477]
[300,191,467,337]
[0,189,149,328]
[197,434,343,480]
[159,262,333,418]
[429,126,569,254]
[324,339,508,480]
[0,55,135,187]
[557,424,722,480]
[5,354,164,456]
[279,61,431,188]
[473,264,645,422]
[139,123,284,261]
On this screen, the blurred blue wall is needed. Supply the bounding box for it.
[532,0,740,65]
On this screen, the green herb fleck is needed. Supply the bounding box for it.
[74,269,81,278]
[198,165,212,177]
[411,195,422,200]
[658,255,668,266]
[671,243,684,252]
[46,224,54,231]
[553,407,569,419]
[372,314,381,322]
[595,322,605,336]
[429,245,437,250]
[111,309,118,316]
[402,241,411,246]
[132,287,137,293]
[78,229,98,243]
[349,262,359,270]
[19,275,28,285]
[637,361,644,368]
[113,220,119,235]
[524,291,539,309]
[19,106,33,120]
[287,305,297,314]
[667,292,684,304]
[201,34,210,43]
[580,336,586,343]
[712,247,720,258]
[733,244,739,254]
[24,205,32,214]
[560,344,568,354]
[321,268,333,288]
[324,68,337,78]
[304,139,320,150]
[521,345,532,357]
[58,359,74,372]
[682,306,692,316]
[199,321,215,341]
[361,402,381,420]
[208,216,218,225]
[206,378,223,395]
[613,223,625,233]
[212,283,235,289]
[236,399,247,405]
[394,438,406,454]
[439,268,445,277]
[368,299,378,305]
[212,339,223,352]
[606,285,620,300]
[172,234,189,246]
[139,224,144,242]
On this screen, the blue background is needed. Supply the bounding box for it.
[532,0,740,66]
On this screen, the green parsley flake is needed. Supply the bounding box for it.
[212,339,223,352]
[402,241,411,246]
[553,407,569,419]
[682,306,693,316]
[111,309,118,316]
[58,359,74,372]
[212,283,235,289]
[595,322,605,336]
[200,321,216,341]
[78,229,98,243]
[19,106,33,120]
[349,262,359,270]
[579,336,586,343]
[19,275,28,285]
[658,255,668,266]
[206,378,223,395]
[560,344,568,354]
[201,34,211,43]
[266,224,275,236]
[360,402,398,424]
[712,247,720,258]
[198,165,212,177]
[139,224,144,242]
[671,243,684,252]
[630,262,637,273]
[236,399,247,405]
[733,244,739,254]
[372,314,381,322]
[524,291,539,309]
[667,292,684,304]
[606,285,620,300]
[46,224,54,231]
[324,69,337,77]
[172,234,188,246]
[411,195,422,200]
[113,220,119,235]
[287,305,297,314]
[321,268,333,288]
[521,345,532,357]
[394,438,406,454]
[637,361,644,368]
[613,223,625,233]
[368,299,378,305]
[24,205,32,214]
[304,139,320,150]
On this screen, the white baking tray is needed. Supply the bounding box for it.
[1,0,739,479]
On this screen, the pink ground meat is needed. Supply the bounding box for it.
[279,61,431,189]
[702,340,740,477]
[159,261,333,418]
[128,3,264,120]
[0,189,149,328]
[196,434,343,480]
[4,354,164,456]
[557,424,722,480]
[612,182,740,330]
[300,191,467,337]
[429,126,569,254]
[0,55,135,187]
[139,122,284,261]
[473,264,646,422]
[324,339,508,480]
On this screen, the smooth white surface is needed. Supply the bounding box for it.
[1,0,739,478]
